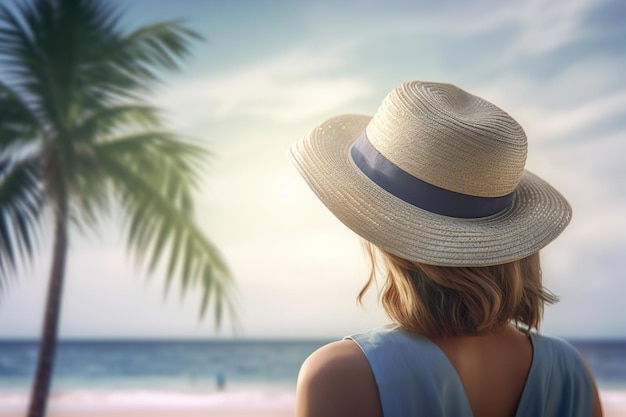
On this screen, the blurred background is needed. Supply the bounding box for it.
[2,0,625,340]
[0,0,625,415]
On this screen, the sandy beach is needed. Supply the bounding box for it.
[0,390,296,417]
[0,405,624,416]
[0,407,625,417]
[1,405,626,416]
[602,390,626,417]
[0,412,293,417]
[1,390,624,416]
[0,411,294,417]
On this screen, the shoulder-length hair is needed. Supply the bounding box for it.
[358,241,558,337]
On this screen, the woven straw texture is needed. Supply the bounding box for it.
[289,81,572,266]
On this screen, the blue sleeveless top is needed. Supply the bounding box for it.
[346,326,593,417]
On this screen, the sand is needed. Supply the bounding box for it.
[0,410,292,417]
[0,411,294,417]
[1,409,626,417]
[1,406,626,417]
[1,389,625,416]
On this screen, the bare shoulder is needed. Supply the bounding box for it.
[299,339,369,376]
[295,339,382,417]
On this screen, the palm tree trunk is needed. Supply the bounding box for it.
[27,192,69,417]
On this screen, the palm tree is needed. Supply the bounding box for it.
[0,0,235,416]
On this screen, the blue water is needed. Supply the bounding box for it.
[570,339,626,389]
[0,338,624,392]
[0,339,330,392]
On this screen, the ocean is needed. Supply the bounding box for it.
[0,338,625,412]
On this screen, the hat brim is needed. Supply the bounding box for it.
[289,114,572,266]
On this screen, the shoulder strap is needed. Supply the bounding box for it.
[347,326,473,417]
[515,333,594,417]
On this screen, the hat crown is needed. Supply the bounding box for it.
[365,81,527,197]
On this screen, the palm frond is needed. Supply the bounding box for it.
[0,2,41,77]
[116,21,201,71]
[0,0,70,129]
[98,131,206,194]
[0,154,43,287]
[75,104,161,140]
[0,0,200,119]
[0,81,41,148]
[79,20,202,104]
[95,143,234,325]
[95,131,205,243]
[69,151,111,237]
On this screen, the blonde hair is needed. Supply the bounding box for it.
[358,241,558,337]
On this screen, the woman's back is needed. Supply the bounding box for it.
[296,325,599,417]
[431,325,532,417]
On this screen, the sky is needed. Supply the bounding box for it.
[0,0,625,339]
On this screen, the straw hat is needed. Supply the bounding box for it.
[289,81,571,266]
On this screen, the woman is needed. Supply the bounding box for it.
[289,81,602,417]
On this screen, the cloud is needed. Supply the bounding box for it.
[451,0,603,53]
[510,89,626,142]
[156,47,373,129]
[473,54,626,143]
[340,0,605,53]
